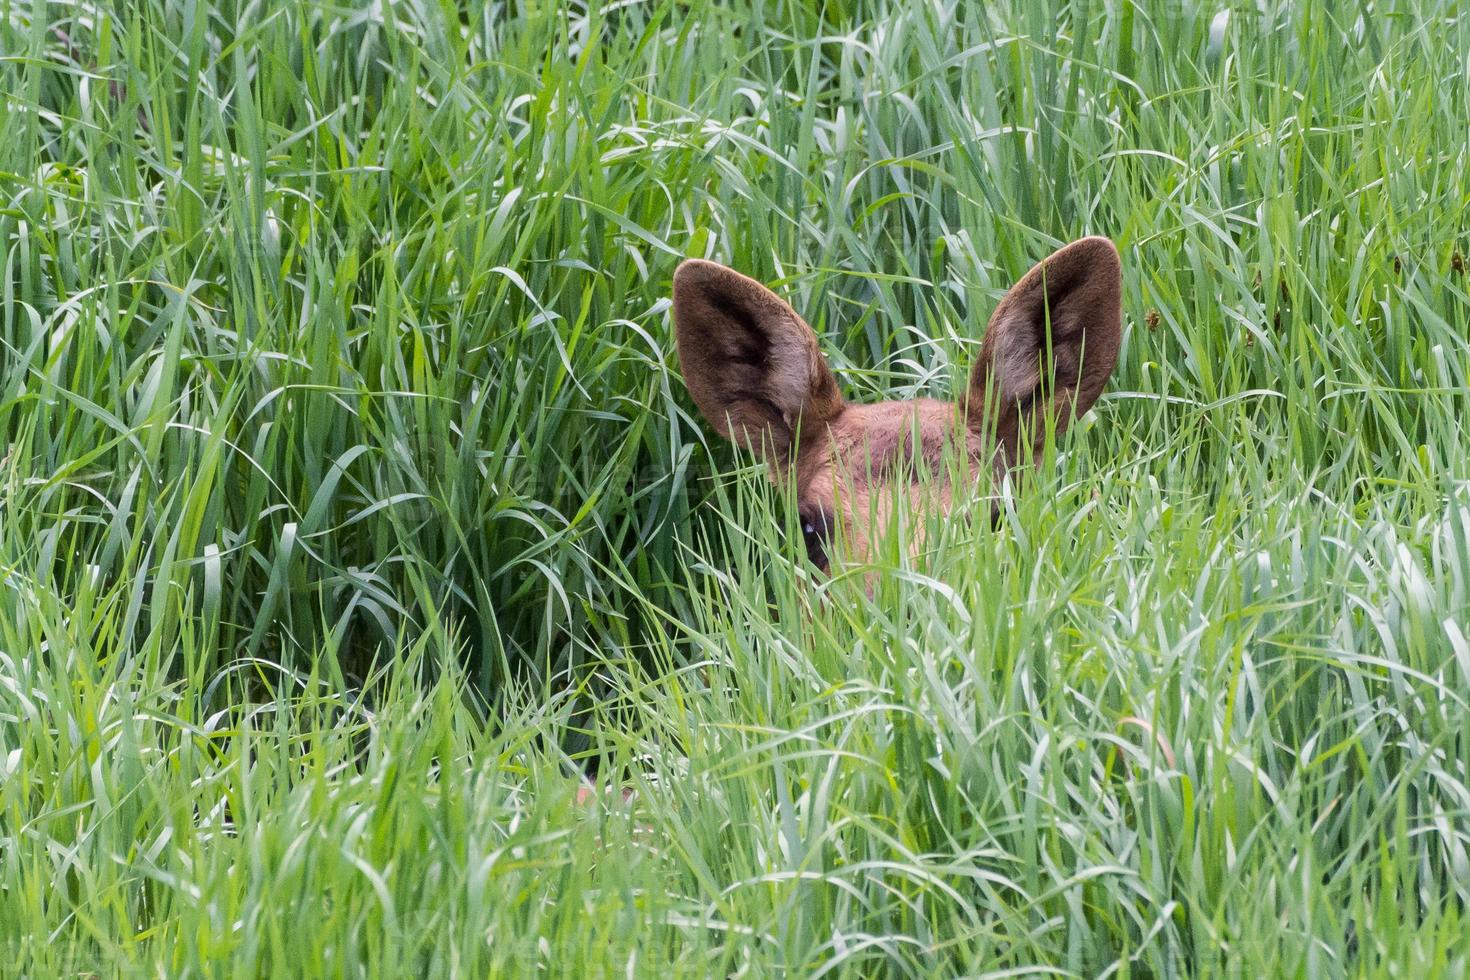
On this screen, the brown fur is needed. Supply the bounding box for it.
[672,237,1123,566]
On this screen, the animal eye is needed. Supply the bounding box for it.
[796,507,832,570]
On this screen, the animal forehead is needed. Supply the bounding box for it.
[834,398,956,435]
[814,398,971,473]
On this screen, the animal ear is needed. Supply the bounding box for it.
[672,259,843,465]
[967,237,1122,463]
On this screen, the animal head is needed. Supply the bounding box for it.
[672,237,1122,569]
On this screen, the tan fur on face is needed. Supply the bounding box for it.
[793,399,972,563]
[672,238,1123,567]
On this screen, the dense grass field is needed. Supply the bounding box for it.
[2,0,1469,975]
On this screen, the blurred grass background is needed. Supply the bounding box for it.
[1,0,1468,975]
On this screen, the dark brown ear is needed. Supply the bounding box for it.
[967,237,1122,463]
[672,259,843,465]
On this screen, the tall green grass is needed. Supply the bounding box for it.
[1,0,1468,974]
